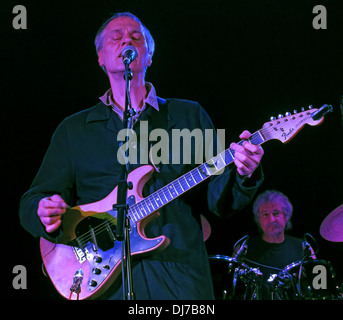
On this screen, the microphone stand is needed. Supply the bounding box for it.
[114,61,136,300]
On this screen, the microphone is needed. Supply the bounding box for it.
[70,268,84,293]
[122,46,138,65]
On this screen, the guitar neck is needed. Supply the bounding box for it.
[128,130,265,222]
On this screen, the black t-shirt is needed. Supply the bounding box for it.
[245,235,304,275]
[242,235,304,299]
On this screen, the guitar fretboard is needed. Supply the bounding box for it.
[128,130,265,222]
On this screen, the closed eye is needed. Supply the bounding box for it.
[132,32,143,40]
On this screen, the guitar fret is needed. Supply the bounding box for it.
[143,202,151,215]
[191,171,197,183]
[153,194,162,207]
[131,205,142,221]
[204,161,217,175]
[204,163,212,176]
[211,158,219,171]
[146,197,156,212]
[173,180,183,195]
[211,155,225,171]
[191,169,200,183]
[185,172,196,187]
[154,192,164,206]
[197,165,209,180]
[179,175,189,191]
[168,184,178,198]
[128,206,139,221]
[138,202,148,217]
[182,175,190,188]
[228,148,235,160]
[177,179,185,192]
[158,189,168,203]
[224,149,233,165]
[254,130,265,145]
[217,154,225,169]
[136,208,143,220]
[164,186,173,201]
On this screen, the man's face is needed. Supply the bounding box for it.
[98,17,152,76]
[258,202,288,237]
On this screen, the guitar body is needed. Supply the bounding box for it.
[40,165,170,300]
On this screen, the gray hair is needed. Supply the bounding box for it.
[253,190,293,230]
[94,12,155,74]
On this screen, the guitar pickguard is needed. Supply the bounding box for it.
[65,207,166,295]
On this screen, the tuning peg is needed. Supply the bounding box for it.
[285,112,291,116]
[278,114,284,119]
[270,116,276,121]
[301,107,305,111]
[308,105,313,109]
[293,110,298,114]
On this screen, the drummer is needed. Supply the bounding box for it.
[234,190,316,299]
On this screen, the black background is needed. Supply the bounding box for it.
[2,0,342,300]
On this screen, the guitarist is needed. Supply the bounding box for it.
[19,12,264,299]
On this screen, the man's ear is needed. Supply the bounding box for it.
[147,52,152,67]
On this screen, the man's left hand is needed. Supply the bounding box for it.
[230,130,264,179]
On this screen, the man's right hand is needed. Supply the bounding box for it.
[37,194,68,233]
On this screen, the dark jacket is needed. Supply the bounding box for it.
[19,98,263,299]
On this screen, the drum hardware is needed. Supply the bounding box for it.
[267,271,297,300]
[232,266,263,300]
[209,254,263,300]
[233,235,249,263]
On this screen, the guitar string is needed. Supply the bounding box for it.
[72,114,311,246]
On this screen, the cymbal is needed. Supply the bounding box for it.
[320,204,343,242]
[201,214,211,241]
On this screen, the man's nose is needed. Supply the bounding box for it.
[121,34,133,47]
[268,214,276,222]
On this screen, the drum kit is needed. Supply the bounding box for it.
[209,204,343,300]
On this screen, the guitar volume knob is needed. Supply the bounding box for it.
[89,280,97,287]
[93,255,102,263]
[92,268,101,275]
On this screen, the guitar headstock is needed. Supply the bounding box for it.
[260,105,332,143]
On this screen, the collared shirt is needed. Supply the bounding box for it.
[99,82,159,124]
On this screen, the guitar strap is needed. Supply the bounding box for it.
[146,98,169,173]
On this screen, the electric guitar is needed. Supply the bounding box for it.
[40,104,332,300]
